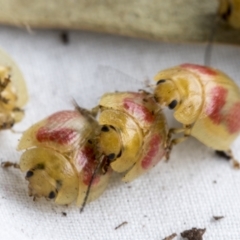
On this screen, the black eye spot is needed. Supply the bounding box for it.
[156,79,166,85]
[101,126,109,132]
[48,191,56,199]
[108,153,116,161]
[26,171,34,178]
[88,139,93,144]
[168,100,178,109]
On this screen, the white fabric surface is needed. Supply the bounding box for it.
[0,26,240,240]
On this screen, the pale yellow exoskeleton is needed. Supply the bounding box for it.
[154,63,240,166]
[0,48,28,129]
[8,109,112,206]
[2,91,169,208]
[97,91,168,182]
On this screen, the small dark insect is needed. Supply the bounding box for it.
[162,233,177,240]
[114,221,128,230]
[60,32,69,45]
[181,228,206,240]
[212,216,224,221]
[61,212,67,217]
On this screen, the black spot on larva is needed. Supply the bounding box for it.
[26,171,34,178]
[156,79,166,85]
[36,163,45,169]
[117,150,122,158]
[101,125,109,132]
[88,139,93,144]
[109,125,116,131]
[221,3,232,21]
[108,153,116,161]
[168,100,178,109]
[143,98,148,102]
[48,191,56,199]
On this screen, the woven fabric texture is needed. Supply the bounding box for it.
[0,26,240,240]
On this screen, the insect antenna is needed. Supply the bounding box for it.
[72,98,97,121]
[80,155,105,213]
[204,14,219,66]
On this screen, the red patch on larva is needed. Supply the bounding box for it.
[141,134,161,169]
[226,102,240,134]
[80,146,100,186]
[36,127,77,145]
[47,111,80,123]
[180,63,217,76]
[206,86,228,124]
[123,98,154,123]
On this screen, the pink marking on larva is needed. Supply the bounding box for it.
[226,102,240,134]
[80,146,100,186]
[47,111,80,123]
[206,86,228,124]
[141,134,162,169]
[123,98,154,123]
[180,63,217,76]
[36,127,77,145]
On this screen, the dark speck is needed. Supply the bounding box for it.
[48,191,56,199]
[101,126,109,132]
[215,150,231,160]
[26,171,34,178]
[181,228,206,240]
[168,100,178,109]
[114,221,128,230]
[157,79,166,85]
[213,216,224,221]
[221,3,232,21]
[162,233,177,240]
[108,153,116,161]
[60,32,69,44]
[62,212,67,217]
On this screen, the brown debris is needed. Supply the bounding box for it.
[162,233,177,240]
[114,221,128,230]
[60,32,69,45]
[181,228,206,240]
[212,216,224,221]
[61,212,67,217]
